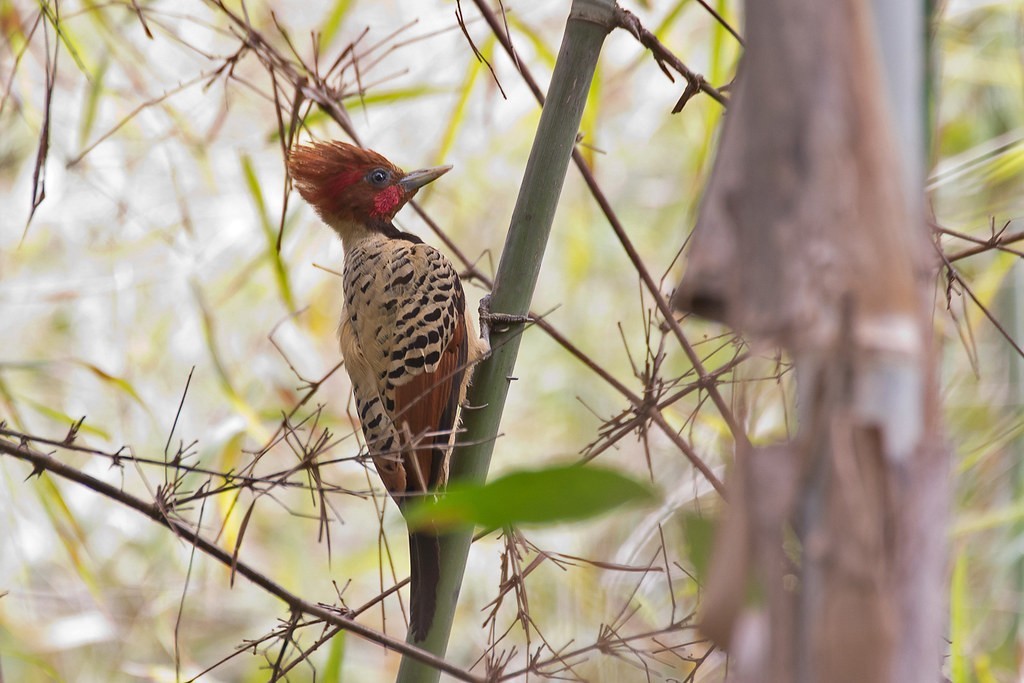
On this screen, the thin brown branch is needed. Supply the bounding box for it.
[935,220,1024,262]
[496,616,701,681]
[468,0,748,457]
[692,0,744,45]
[456,0,507,99]
[65,71,213,167]
[613,5,730,111]
[0,436,484,683]
[937,245,1024,360]
[129,0,154,39]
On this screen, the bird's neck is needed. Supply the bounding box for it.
[331,216,422,253]
[329,216,391,252]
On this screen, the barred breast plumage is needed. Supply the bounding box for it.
[340,233,481,501]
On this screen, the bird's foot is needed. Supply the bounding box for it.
[478,294,532,350]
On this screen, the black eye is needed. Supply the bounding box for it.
[368,168,389,186]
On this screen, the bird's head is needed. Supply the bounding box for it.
[288,140,450,236]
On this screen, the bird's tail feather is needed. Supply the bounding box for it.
[408,531,441,642]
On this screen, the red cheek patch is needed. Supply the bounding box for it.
[371,185,404,218]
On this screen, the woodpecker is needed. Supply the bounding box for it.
[287,140,489,641]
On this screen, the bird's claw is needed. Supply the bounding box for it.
[478,294,532,348]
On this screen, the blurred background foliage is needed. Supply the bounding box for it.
[0,0,1021,681]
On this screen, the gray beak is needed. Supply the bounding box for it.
[399,165,452,192]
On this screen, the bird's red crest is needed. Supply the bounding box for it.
[288,141,404,225]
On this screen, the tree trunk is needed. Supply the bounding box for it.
[674,0,946,681]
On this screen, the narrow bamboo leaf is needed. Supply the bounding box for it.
[434,39,487,166]
[343,86,449,109]
[982,143,1024,185]
[652,0,689,39]
[322,629,346,682]
[579,60,601,168]
[274,87,448,141]
[241,153,295,312]
[207,433,246,559]
[965,250,1015,335]
[319,0,354,49]
[0,374,27,430]
[294,108,332,135]
[696,0,733,167]
[23,400,109,439]
[506,14,558,67]
[405,464,656,531]
[78,56,108,147]
[191,282,271,443]
[74,360,147,408]
[709,0,739,86]
[973,654,998,683]
[952,498,1024,536]
[35,475,103,597]
[950,552,968,683]
[40,1,91,74]
[681,511,716,583]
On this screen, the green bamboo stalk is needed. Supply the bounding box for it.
[1003,263,1024,660]
[395,1,616,680]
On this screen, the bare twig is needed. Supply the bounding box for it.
[613,5,730,111]
[0,435,485,683]
[692,0,744,45]
[934,219,1024,262]
[468,0,746,477]
[456,0,507,99]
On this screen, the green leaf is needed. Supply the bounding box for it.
[405,464,656,531]
[433,38,487,166]
[319,0,353,49]
[653,0,688,40]
[78,55,108,147]
[506,14,557,68]
[681,511,716,583]
[73,360,147,408]
[343,86,449,110]
[323,630,346,682]
[22,400,109,439]
[950,552,969,683]
[240,153,295,312]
